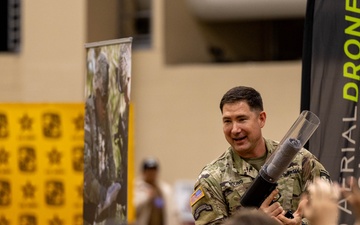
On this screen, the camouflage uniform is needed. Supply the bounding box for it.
[190,138,330,225]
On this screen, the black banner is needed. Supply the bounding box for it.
[302,0,360,224]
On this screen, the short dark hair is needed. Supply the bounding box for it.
[142,157,159,171]
[219,86,263,113]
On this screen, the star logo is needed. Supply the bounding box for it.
[48,148,62,165]
[0,148,9,166]
[19,114,33,131]
[22,181,36,199]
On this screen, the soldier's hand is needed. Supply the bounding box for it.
[275,197,305,225]
[342,176,360,223]
[276,211,302,225]
[260,189,284,218]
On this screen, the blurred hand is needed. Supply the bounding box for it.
[341,176,360,224]
[147,185,157,200]
[302,178,340,225]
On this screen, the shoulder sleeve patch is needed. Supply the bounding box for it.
[320,169,331,181]
[190,186,205,206]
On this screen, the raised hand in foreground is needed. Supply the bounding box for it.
[302,178,340,225]
[341,176,360,225]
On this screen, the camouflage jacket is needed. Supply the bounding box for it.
[190,138,330,225]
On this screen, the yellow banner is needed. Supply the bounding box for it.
[0,103,84,225]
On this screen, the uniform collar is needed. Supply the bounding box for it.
[229,138,279,178]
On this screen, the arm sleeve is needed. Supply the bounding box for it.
[191,174,228,225]
[302,150,331,187]
[300,151,331,225]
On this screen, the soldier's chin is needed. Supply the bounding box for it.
[232,141,249,152]
[233,137,246,144]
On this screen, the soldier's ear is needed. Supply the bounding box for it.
[259,111,266,128]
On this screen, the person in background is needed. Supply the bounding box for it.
[190,86,331,225]
[134,157,179,225]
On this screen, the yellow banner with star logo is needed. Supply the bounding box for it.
[0,103,84,225]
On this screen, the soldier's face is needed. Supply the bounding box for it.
[222,101,266,158]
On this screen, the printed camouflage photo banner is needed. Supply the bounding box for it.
[83,38,132,225]
[0,103,84,225]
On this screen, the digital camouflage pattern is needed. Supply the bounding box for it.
[190,138,330,225]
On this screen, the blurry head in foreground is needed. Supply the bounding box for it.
[302,177,340,225]
[222,208,280,225]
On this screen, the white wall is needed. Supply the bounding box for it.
[0,0,303,185]
[0,1,86,102]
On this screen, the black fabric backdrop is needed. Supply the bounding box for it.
[301,0,360,224]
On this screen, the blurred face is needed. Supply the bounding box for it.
[143,169,158,185]
[222,101,266,158]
